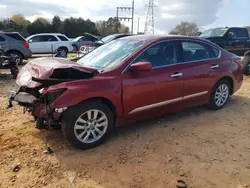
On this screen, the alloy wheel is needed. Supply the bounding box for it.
[214,84,229,107]
[74,109,108,144]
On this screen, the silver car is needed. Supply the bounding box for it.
[0,32,32,64]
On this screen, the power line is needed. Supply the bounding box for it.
[144,0,156,34]
[116,0,135,34]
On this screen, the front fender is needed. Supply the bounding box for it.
[47,78,123,117]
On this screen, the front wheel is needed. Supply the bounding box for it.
[207,79,230,110]
[62,101,114,149]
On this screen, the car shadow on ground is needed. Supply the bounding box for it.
[34,94,249,151]
[29,94,250,186]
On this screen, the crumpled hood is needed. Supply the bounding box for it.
[16,57,98,88]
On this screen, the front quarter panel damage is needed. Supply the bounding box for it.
[49,77,123,117]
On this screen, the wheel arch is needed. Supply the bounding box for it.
[78,97,117,118]
[215,76,234,95]
[58,46,69,52]
[6,49,24,58]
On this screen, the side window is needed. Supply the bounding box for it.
[57,35,68,41]
[236,29,248,38]
[41,35,58,42]
[28,36,42,43]
[135,41,177,68]
[182,41,210,62]
[228,28,237,38]
[0,36,6,41]
[5,33,25,41]
[210,47,220,58]
[228,28,248,38]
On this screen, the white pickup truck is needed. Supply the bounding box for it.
[26,33,73,54]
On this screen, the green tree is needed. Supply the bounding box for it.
[52,15,62,33]
[169,21,199,36]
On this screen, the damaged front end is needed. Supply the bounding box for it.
[9,57,98,129]
[9,86,67,129]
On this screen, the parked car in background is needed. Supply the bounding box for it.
[10,35,243,149]
[200,27,250,55]
[0,32,32,64]
[26,33,73,55]
[92,33,133,47]
[71,34,99,52]
[78,33,133,54]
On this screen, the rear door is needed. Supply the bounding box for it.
[122,40,185,120]
[41,35,59,53]
[180,40,221,107]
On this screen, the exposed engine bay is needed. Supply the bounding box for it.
[9,57,98,129]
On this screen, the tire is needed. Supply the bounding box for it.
[7,51,23,65]
[10,65,19,79]
[242,55,250,76]
[207,79,230,110]
[72,45,78,53]
[62,101,114,149]
[57,47,68,58]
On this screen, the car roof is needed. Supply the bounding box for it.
[109,33,132,37]
[30,33,66,36]
[0,31,20,34]
[118,34,210,43]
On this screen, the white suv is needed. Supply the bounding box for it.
[26,33,73,54]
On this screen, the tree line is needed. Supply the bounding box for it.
[0,14,129,38]
[0,14,249,38]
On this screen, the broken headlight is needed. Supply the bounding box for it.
[45,88,67,103]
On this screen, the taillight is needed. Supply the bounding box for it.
[235,59,243,67]
[22,41,29,48]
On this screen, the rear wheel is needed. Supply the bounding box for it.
[62,101,114,149]
[10,65,19,79]
[72,45,78,53]
[7,51,23,65]
[57,47,68,58]
[243,52,250,76]
[207,79,230,110]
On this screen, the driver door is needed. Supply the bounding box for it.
[122,40,185,120]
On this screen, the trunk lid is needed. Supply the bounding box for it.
[16,57,98,88]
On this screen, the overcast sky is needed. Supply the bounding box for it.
[0,0,249,34]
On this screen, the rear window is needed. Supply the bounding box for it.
[5,33,25,41]
[57,35,68,41]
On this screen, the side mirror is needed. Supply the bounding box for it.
[28,40,32,43]
[227,32,233,39]
[130,62,152,72]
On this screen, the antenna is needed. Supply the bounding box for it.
[144,0,156,34]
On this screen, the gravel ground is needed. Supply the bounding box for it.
[0,64,250,188]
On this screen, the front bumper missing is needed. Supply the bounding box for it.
[8,91,67,120]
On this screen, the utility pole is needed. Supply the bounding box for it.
[144,0,156,34]
[137,17,140,34]
[116,0,135,34]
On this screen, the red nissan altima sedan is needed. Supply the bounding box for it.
[10,35,243,149]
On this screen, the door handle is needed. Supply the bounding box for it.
[171,72,183,78]
[211,64,219,69]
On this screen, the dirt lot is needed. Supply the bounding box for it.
[1,68,250,188]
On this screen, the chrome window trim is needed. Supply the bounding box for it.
[129,91,208,114]
[121,38,222,74]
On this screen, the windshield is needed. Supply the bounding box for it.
[76,39,146,71]
[101,35,117,43]
[200,28,228,37]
